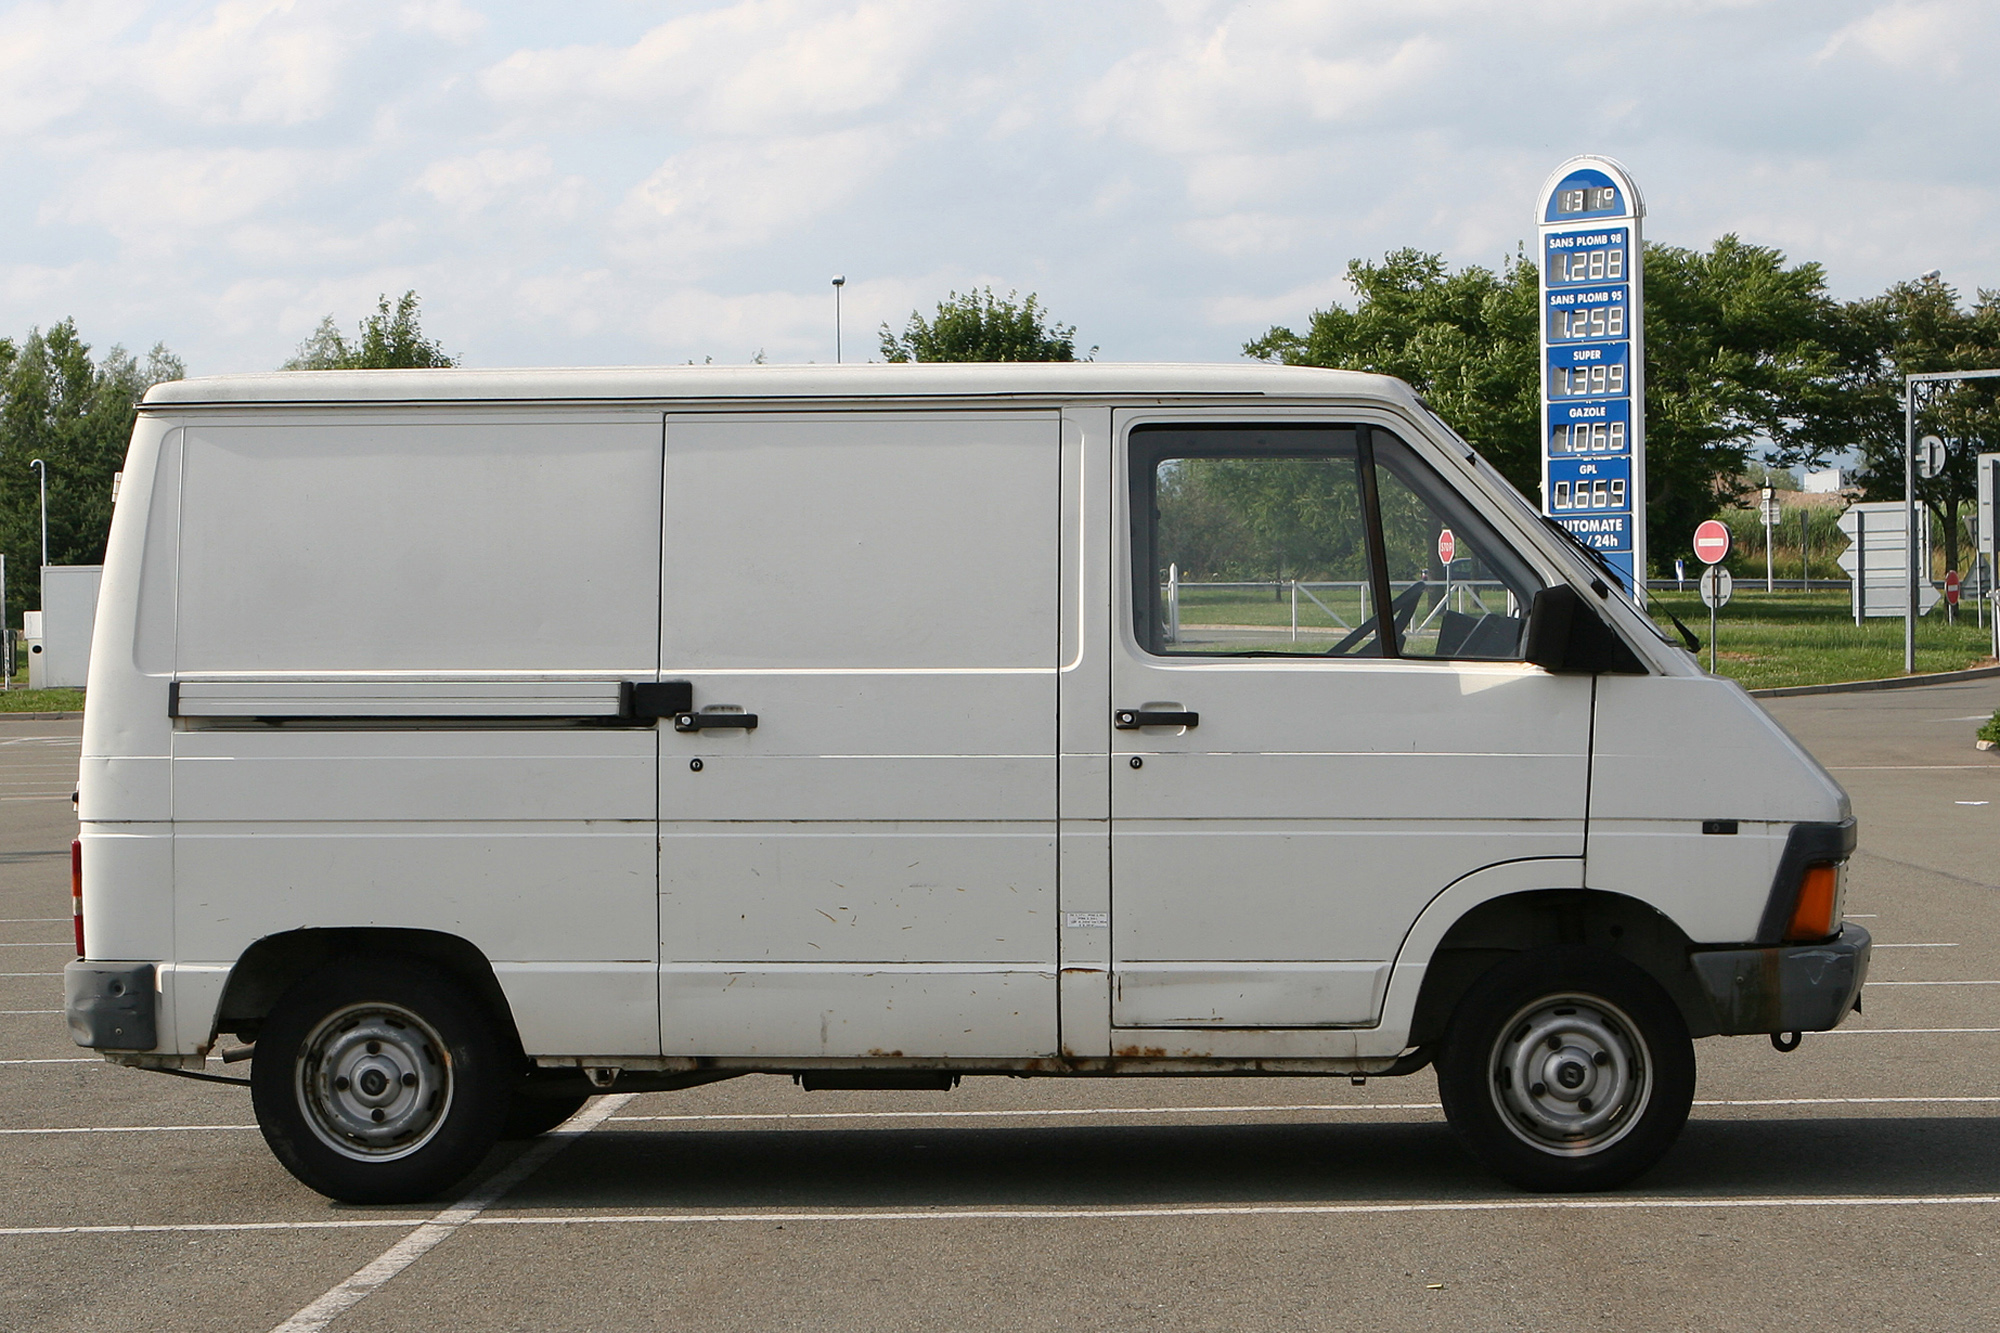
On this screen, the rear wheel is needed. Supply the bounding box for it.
[1436,947,1694,1191]
[250,955,510,1204]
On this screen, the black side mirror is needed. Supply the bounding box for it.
[1526,585,1646,674]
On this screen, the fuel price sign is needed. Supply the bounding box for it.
[1539,156,1646,601]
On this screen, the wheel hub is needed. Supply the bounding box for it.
[297,1005,453,1161]
[1490,994,1651,1156]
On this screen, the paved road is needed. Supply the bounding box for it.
[3,683,1998,1332]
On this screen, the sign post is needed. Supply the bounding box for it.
[1693,520,1730,674]
[1699,565,1732,673]
[1539,156,1646,604]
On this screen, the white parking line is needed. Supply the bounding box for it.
[268,1092,635,1333]
[6,1093,1997,1140]
[0,1124,257,1135]
[1823,1027,2000,1034]
[7,1194,1999,1239]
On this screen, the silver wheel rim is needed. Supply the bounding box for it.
[295,1002,453,1162]
[1487,991,1652,1157]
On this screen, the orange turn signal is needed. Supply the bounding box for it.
[1785,862,1841,941]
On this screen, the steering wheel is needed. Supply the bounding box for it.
[1325,579,1428,656]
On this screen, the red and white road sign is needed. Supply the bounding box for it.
[1437,528,1456,565]
[1946,570,1961,605]
[1693,520,1731,565]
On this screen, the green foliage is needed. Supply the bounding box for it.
[0,320,183,625]
[1846,276,2000,576]
[1244,248,1542,489]
[1979,710,2000,745]
[1159,456,1367,581]
[285,291,456,370]
[879,288,1092,363]
[1246,238,1866,575]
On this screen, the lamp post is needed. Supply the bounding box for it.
[831,275,846,364]
[29,459,47,569]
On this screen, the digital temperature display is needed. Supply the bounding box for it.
[1557,186,1618,214]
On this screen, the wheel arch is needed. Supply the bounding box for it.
[1375,860,1717,1055]
[215,928,523,1055]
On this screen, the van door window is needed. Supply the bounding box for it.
[1131,424,1542,661]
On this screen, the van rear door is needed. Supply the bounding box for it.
[656,411,1061,1059]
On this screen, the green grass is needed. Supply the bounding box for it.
[1647,588,1995,690]
[0,687,85,713]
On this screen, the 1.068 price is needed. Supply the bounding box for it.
[1551,422,1627,454]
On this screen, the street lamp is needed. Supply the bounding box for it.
[831,275,846,364]
[28,459,47,569]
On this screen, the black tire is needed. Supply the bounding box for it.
[500,1089,593,1140]
[1436,947,1695,1192]
[250,954,511,1204]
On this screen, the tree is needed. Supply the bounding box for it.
[285,291,456,370]
[1846,275,2000,578]
[0,320,183,623]
[879,288,1093,362]
[1246,238,1863,573]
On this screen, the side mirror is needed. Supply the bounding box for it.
[1526,585,1645,674]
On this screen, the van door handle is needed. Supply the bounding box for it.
[1114,709,1199,729]
[674,711,758,732]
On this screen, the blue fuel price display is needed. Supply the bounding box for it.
[1545,227,1629,286]
[1545,286,1629,343]
[1547,342,1629,401]
[1538,157,1645,597]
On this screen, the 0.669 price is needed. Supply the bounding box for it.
[1552,478,1627,511]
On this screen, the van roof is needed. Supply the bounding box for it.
[141,361,1416,408]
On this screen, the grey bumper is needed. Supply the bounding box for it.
[1690,923,1871,1036]
[64,961,158,1051]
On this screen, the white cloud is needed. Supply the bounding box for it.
[480,0,949,134]
[417,146,586,222]
[613,128,901,272]
[1815,0,1991,76]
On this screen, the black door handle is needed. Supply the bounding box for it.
[1114,709,1199,729]
[674,712,758,732]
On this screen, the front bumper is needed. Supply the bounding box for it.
[1689,923,1871,1036]
[64,961,158,1050]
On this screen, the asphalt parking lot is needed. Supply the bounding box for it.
[5,681,1999,1332]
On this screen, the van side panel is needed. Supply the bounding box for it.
[165,412,664,1055]
[657,412,1060,1058]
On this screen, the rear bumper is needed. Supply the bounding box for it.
[64,961,158,1050]
[1689,923,1871,1036]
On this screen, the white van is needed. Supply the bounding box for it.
[66,364,1865,1202]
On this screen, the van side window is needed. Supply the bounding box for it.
[1130,424,1543,660]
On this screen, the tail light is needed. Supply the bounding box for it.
[1784,861,1842,942]
[71,839,84,958]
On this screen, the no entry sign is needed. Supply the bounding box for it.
[1438,528,1456,566]
[1693,520,1731,565]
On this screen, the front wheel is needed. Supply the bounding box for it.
[251,955,511,1204]
[1436,948,1694,1192]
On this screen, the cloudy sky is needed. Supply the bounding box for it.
[3,0,1996,375]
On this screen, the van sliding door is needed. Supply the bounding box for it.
[657,412,1061,1059]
